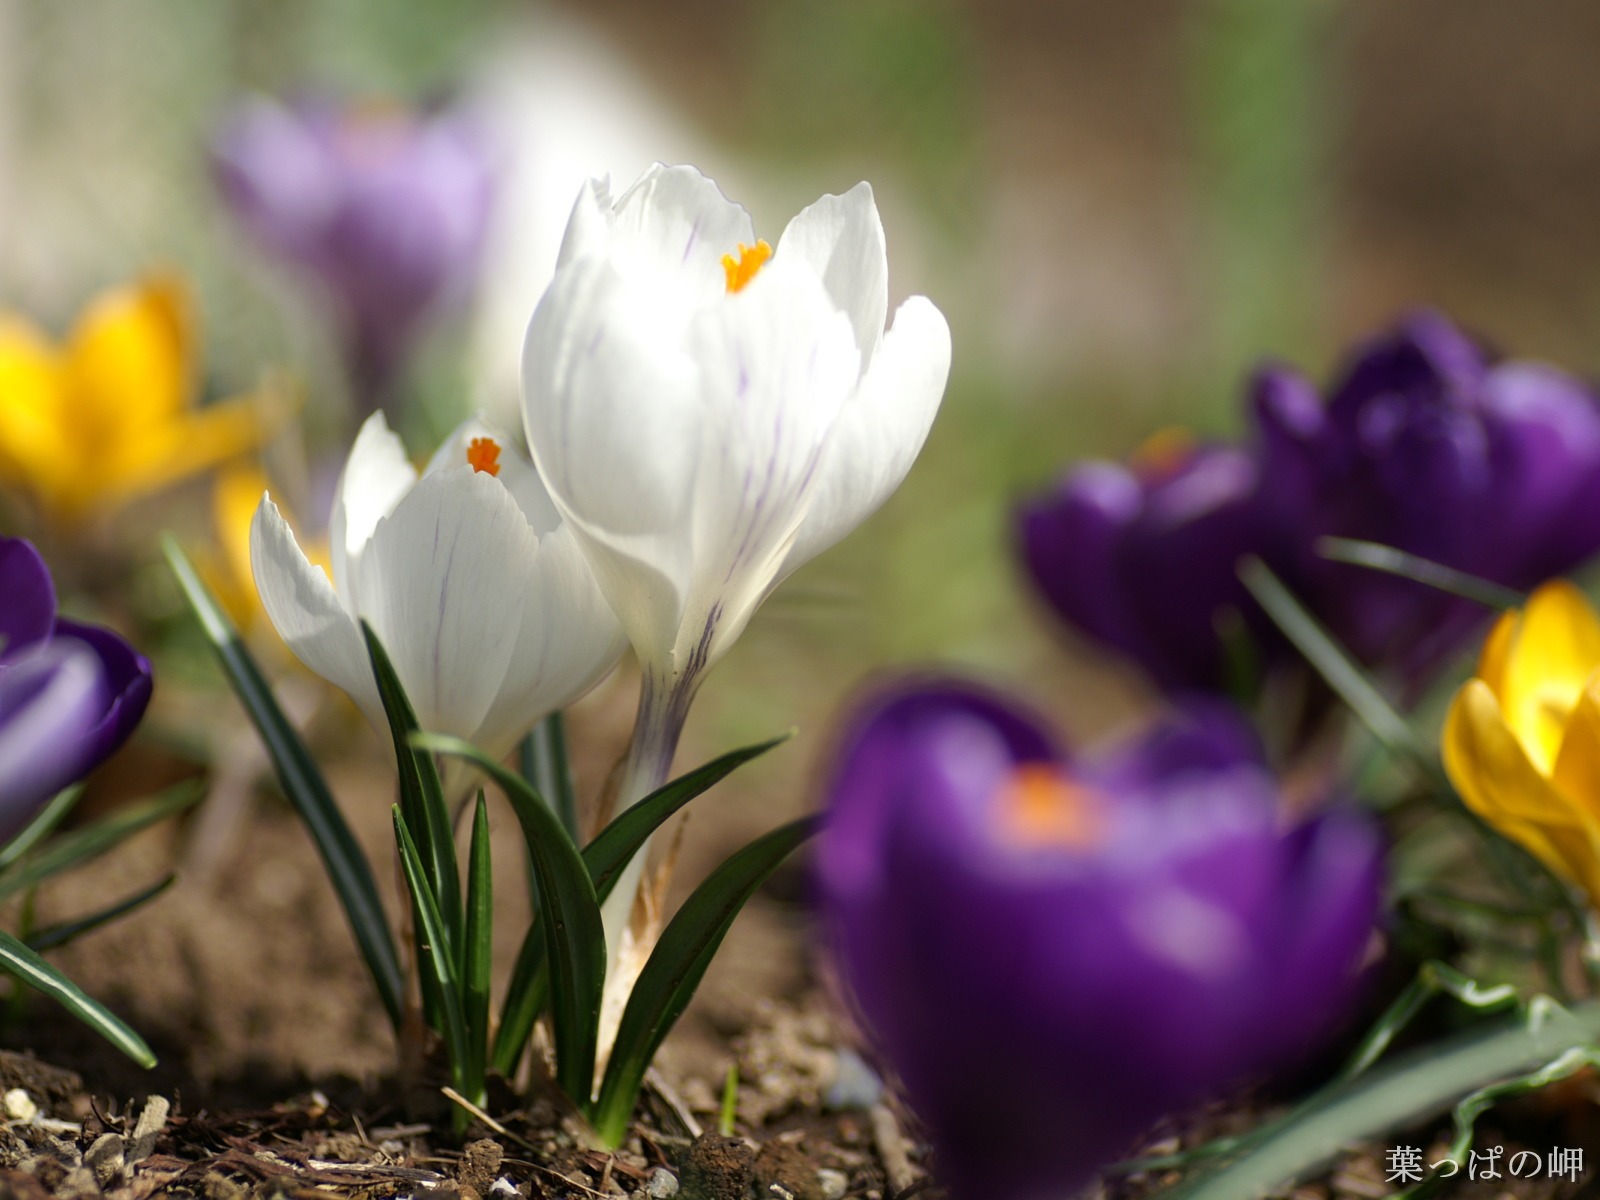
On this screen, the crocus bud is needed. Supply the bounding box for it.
[815,681,1382,1200]
[0,537,152,822]
[214,96,496,413]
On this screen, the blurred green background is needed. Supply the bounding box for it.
[6,0,1600,778]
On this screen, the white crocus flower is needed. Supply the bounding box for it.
[521,164,951,1063]
[251,412,625,764]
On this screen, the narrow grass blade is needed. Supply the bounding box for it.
[164,535,403,1028]
[0,786,83,871]
[1336,960,1517,1083]
[26,875,175,953]
[0,782,200,901]
[461,793,493,1102]
[490,924,549,1079]
[521,712,579,841]
[592,815,820,1147]
[415,733,605,1107]
[1316,538,1524,610]
[393,807,469,1092]
[585,732,794,902]
[1238,558,1430,770]
[0,929,154,1067]
[361,621,461,952]
[1155,1000,1600,1199]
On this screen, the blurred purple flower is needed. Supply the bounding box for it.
[815,681,1382,1200]
[213,96,496,414]
[1019,311,1600,694]
[1017,439,1263,692]
[1254,310,1600,679]
[0,537,152,826]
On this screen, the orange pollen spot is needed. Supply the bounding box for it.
[995,764,1107,851]
[722,239,773,294]
[466,437,502,477]
[1129,426,1197,483]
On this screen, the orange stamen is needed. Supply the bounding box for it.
[721,239,773,294]
[1129,426,1196,483]
[995,764,1107,850]
[466,436,501,477]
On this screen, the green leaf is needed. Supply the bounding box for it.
[521,712,579,841]
[1153,1000,1600,1200]
[1316,538,1524,611]
[392,806,469,1092]
[490,922,548,1079]
[1335,961,1518,1084]
[1237,558,1432,772]
[487,731,792,1081]
[584,732,794,902]
[592,815,820,1147]
[26,875,176,952]
[0,786,84,870]
[415,733,605,1107]
[0,782,200,902]
[163,535,404,1028]
[461,793,493,1104]
[0,929,154,1067]
[361,621,461,953]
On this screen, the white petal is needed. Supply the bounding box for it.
[352,467,534,745]
[780,295,950,579]
[330,412,417,609]
[607,164,753,307]
[523,255,701,641]
[426,414,561,535]
[251,494,381,723]
[776,182,888,367]
[485,523,626,754]
[674,260,861,670]
[553,175,616,272]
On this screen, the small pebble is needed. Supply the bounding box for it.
[816,1169,848,1200]
[645,1167,680,1197]
[823,1048,882,1111]
[2,1089,36,1122]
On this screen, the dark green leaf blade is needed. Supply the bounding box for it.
[361,620,460,952]
[0,782,200,902]
[163,535,403,1027]
[414,733,605,1107]
[0,786,84,871]
[592,815,820,1147]
[26,875,175,953]
[521,712,579,841]
[392,807,469,1091]
[490,925,548,1079]
[584,732,794,903]
[0,929,155,1067]
[462,793,494,1101]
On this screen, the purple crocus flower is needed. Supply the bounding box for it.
[0,537,152,825]
[815,681,1382,1200]
[1020,311,1600,694]
[213,96,496,414]
[1255,310,1600,679]
[1017,439,1263,692]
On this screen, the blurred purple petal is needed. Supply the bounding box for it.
[0,538,56,655]
[816,680,1382,1200]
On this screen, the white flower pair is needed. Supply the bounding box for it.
[253,164,951,770]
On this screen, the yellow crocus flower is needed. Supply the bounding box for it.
[0,276,266,524]
[1443,580,1600,905]
[208,461,329,631]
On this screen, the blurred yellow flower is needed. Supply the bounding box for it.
[208,462,328,631]
[0,276,267,524]
[1443,580,1600,905]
